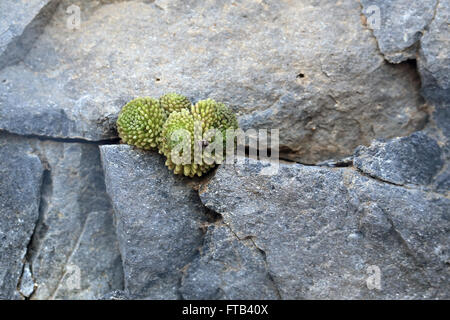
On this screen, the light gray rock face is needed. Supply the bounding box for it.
[0,0,58,69]
[0,0,427,163]
[180,224,280,300]
[199,158,450,299]
[0,135,43,299]
[26,139,123,300]
[100,145,208,299]
[360,0,437,63]
[354,132,444,187]
[18,263,36,298]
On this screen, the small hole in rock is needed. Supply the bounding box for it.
[155,78,161,82]
[296,73,305,78]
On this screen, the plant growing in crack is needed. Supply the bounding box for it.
[117,93,239,177]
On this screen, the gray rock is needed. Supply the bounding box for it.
[51,211,124,300]
[360,0,437,63]
[18,263,36,298]
[101,289,130,300]
[0,0,426,163]
[418,0,450,92]
[25,139,123,300]
[100,145,208,299]
[199,158,450,299]
[0,0,58,69]
[180,224,280,300]
[353,132,444,187]
[0,135,43,299]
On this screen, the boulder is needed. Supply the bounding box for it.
[199,158,449,299]
[0,0,426,163]
[100,145,208,299]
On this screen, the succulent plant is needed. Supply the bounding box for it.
[116,97,167,150]
[117,94,239,177]
[159,93,192,115]
[160,109,214,177]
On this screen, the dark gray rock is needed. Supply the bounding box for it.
[0,0,58,69]
[353,132,444,187]
[25,139,123,300]
[180,224,280,300]
[0,0,426,163]
[0,135,43,299]
[199,158,450,299]
[360,0,437,63]
[100,145,208,299]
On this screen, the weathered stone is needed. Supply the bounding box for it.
[354,132,444,187]
[360,0,437,63]
[0,134,43,299]
[100,145,208,299]
[51,211,124,300]
[0,0,426,163]
[199,158,450,299]
[18,138,123,300]
[101,289,130,300]
[18,263,35,298]
[418,0,450,93]
[180,224,280,300]
[0,0,58,69]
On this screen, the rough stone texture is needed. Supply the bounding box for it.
[100,145,208,299]
[418,0,450,94]
[23,139,124,300]
[0,0,427,163]
[199,158,450,299]
[180,224,280,300]
[0,0,58,69]
[0,134,43,299]
[51,211,124,300]
[0,133,123,300]
[354,131,444,187]
[18,263,35,298]
[360,0,437,63]
[0,0,449,301]
[101,289,130,300]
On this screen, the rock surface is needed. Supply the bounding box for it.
[0,0,427,163]
[180,224,280,300]
[199,157,450,299]
[0,135,43,299]
[51,211,124,300]
[360,0,437,63]
[0,0,449,301]
[24,139,123,300]
[354,131,444,187]
[0,133,123,300]
[0,0,58,69]
[100,145,208,299]
[418,0,450,93]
